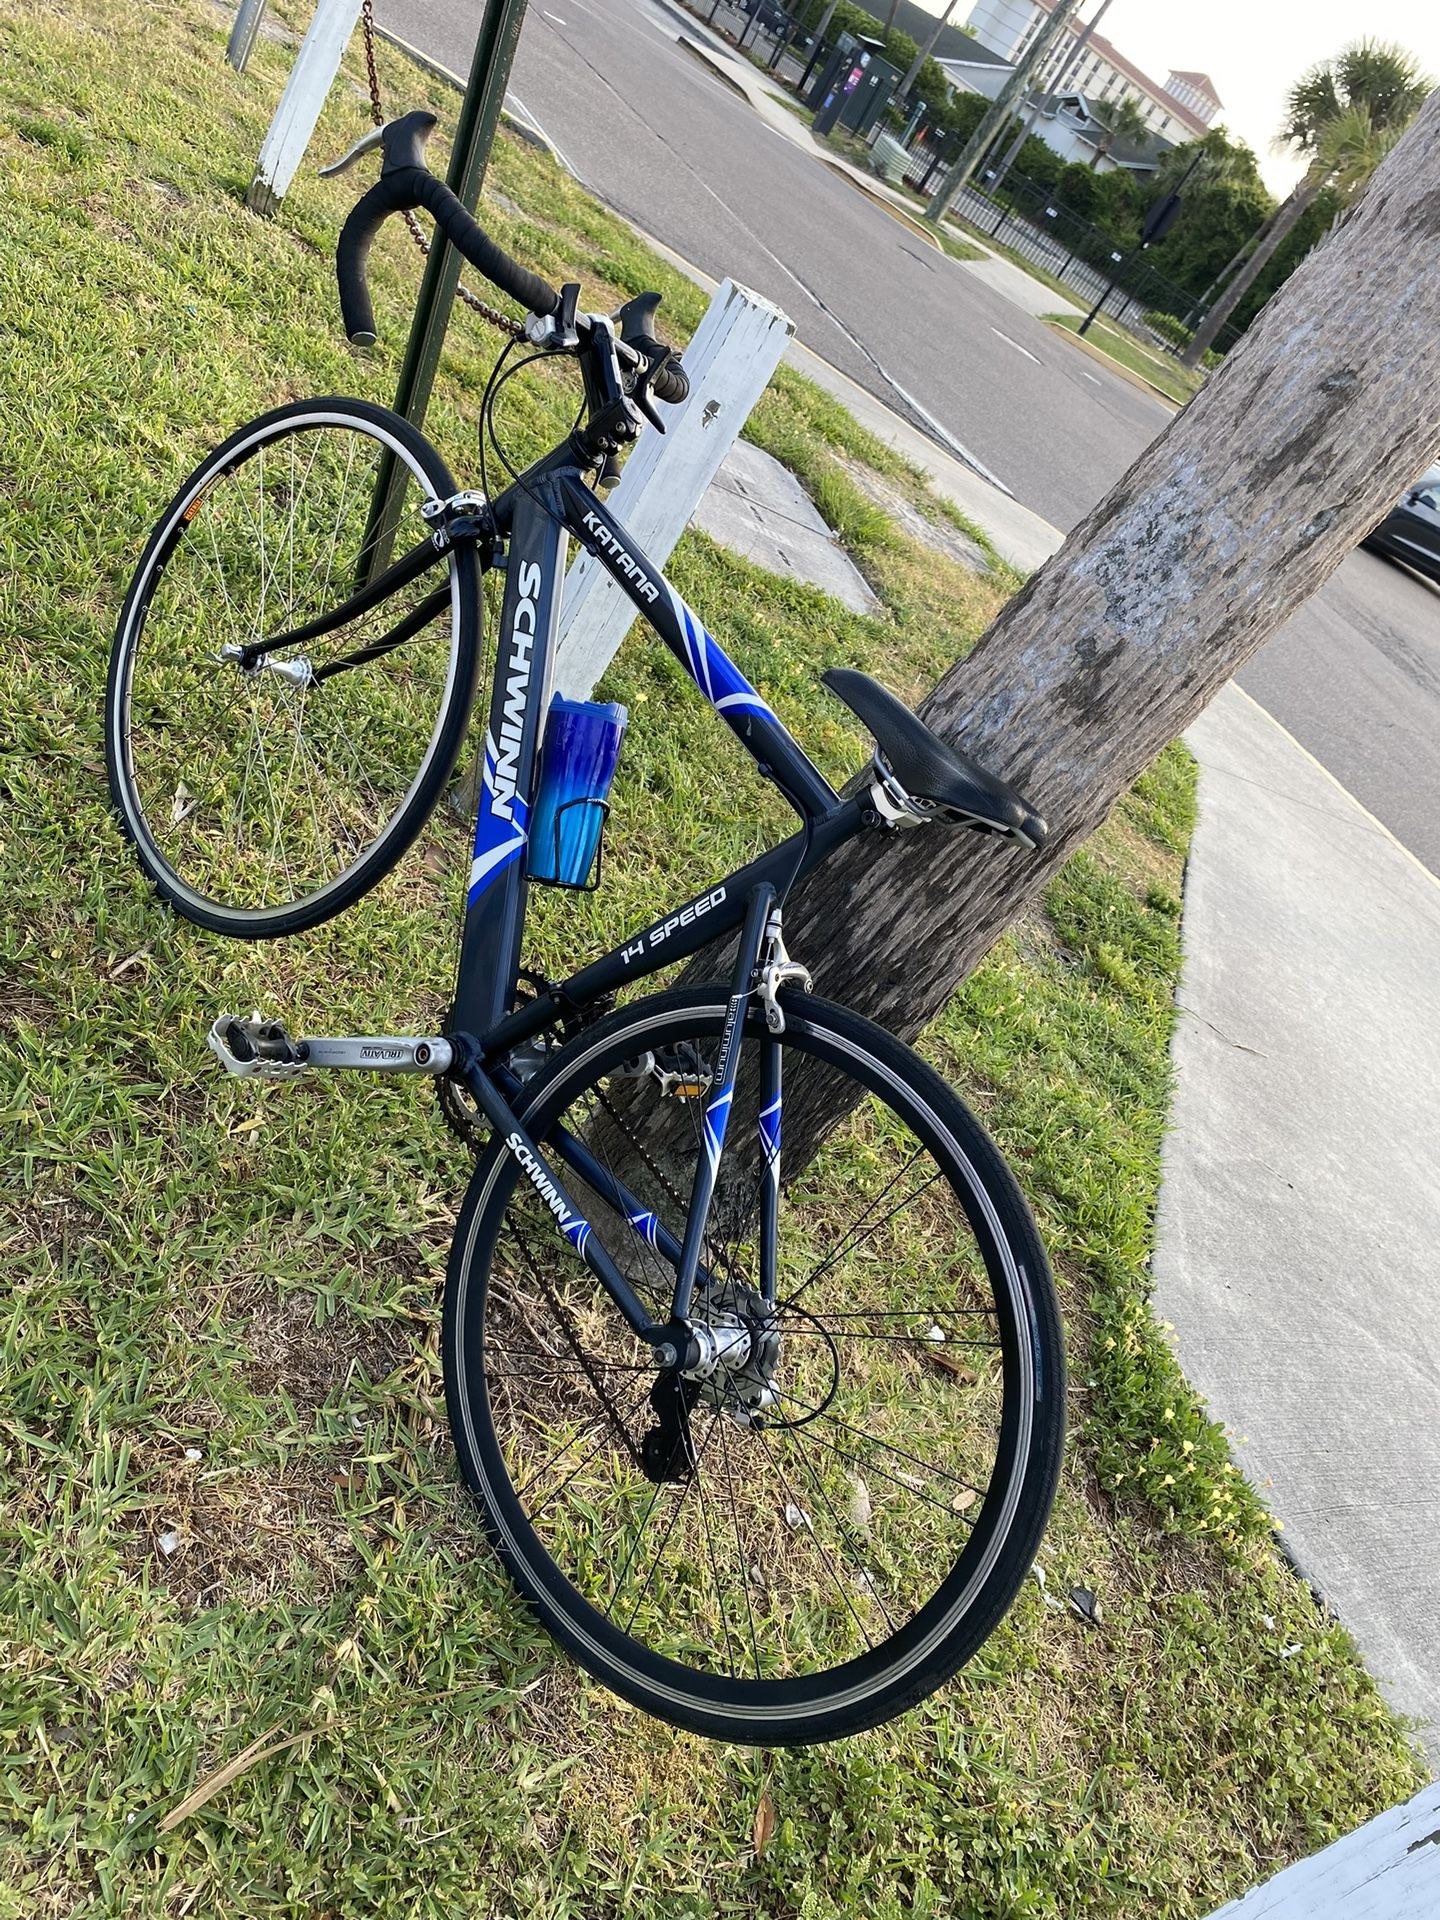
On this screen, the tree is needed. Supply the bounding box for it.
[1181,38,1431,366]
[719,84,1440,1170]
[926,0,1085,219]
[1140,132,1275,316]
[1089,93,1150,169]
[896,0,961,103]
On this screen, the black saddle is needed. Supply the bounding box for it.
[823,669,1047,851]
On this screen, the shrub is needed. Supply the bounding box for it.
[1142,309,1193,349]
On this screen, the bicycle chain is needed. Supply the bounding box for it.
[359,0,527,342]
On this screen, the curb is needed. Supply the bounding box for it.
[817,160,941,251]
[1040,317,1184,410]
[676,34,752,101]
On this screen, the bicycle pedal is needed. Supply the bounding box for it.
[651,1043,713,1101]
[208,1012,310,1082]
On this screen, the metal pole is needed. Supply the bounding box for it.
[797,0,841,93]
[1077,270,1117,335]
[926,0,1083,223]
[360,0,530,578]
[228,0,268,72]
[988,0,1113,196]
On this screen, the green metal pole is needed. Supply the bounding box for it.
[361,0,530,577]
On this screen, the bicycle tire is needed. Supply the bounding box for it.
[443,986,1066,1744]
[105,398,481,939]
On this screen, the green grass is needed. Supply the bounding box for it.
[0,2,1423,1915]
[1044,313,1206,407]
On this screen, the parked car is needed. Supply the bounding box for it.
[1361,465,1440,584]
[738,0,791,32]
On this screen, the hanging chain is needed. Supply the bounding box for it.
[359,0,527,341]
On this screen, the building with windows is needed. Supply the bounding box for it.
[944,1,1222,165]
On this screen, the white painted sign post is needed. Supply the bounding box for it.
[554,279,795,700]
[246,0,364,216]
[1203,1780,1440,1918]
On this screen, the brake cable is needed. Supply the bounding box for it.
[359,0,527,342]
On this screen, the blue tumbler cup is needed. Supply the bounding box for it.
[528,695,628,887]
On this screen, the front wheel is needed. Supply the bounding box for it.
[105,399,481,938]
[443,987,1066,1745]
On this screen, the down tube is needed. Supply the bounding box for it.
[452,490,568,1038]
[556,472,839,822]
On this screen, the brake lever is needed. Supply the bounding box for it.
[318,127,386,178]
[524,281,582,351]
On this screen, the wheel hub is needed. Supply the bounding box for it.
[683,1281,781,1424]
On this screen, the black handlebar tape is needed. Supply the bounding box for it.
[652,361,689,405]
[334,155,559,345]
[336,177,403,345]
[404,169,560,320]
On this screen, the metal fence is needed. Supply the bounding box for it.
[679,0,812,88]
[673,3,1240,362]
[889,145,1242,360]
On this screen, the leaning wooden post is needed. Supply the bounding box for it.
[246,0,364,216]
[555,281,795,699]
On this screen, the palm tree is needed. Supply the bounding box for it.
[1089,93,1150,170]
[1181,39,1431,367]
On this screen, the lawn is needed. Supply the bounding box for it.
[1044,313,1206,408]
[0,1,1422,1916]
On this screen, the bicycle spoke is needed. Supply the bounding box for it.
[119,413,462,922]
[455,935,1059,1728]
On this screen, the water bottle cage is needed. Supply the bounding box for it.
[529,794,612,893]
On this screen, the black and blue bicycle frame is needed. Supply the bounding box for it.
[443,454,874,1358]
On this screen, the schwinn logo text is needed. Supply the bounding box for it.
[620,887,726,966]
[582,511,660,603]
[507,1132,580,1231]
[493,561,542,822]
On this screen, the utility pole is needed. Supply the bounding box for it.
[897,0,962,104]
[926,0,1084,223]
[988,0,1114,194]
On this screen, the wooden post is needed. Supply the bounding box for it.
[553,280,795,700]
[246,0,364,216]
[1202,1780,1440,1916]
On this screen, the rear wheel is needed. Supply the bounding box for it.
[105,399,481,938]
[444,987,1066,1744]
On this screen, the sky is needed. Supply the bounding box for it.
[918,0,1440,195]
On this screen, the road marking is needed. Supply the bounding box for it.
[990,327,1041,364]
[1079,369,1101,385]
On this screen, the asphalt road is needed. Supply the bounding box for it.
[375,0,1440,874]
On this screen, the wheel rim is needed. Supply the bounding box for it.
[114,412,463,924]
[453,1001,1043,1721]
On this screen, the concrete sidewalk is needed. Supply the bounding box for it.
[1154,686,1440,1767]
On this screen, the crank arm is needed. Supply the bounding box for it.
[208,1013,453,1081]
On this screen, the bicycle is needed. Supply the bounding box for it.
[104,111,1065,1745]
